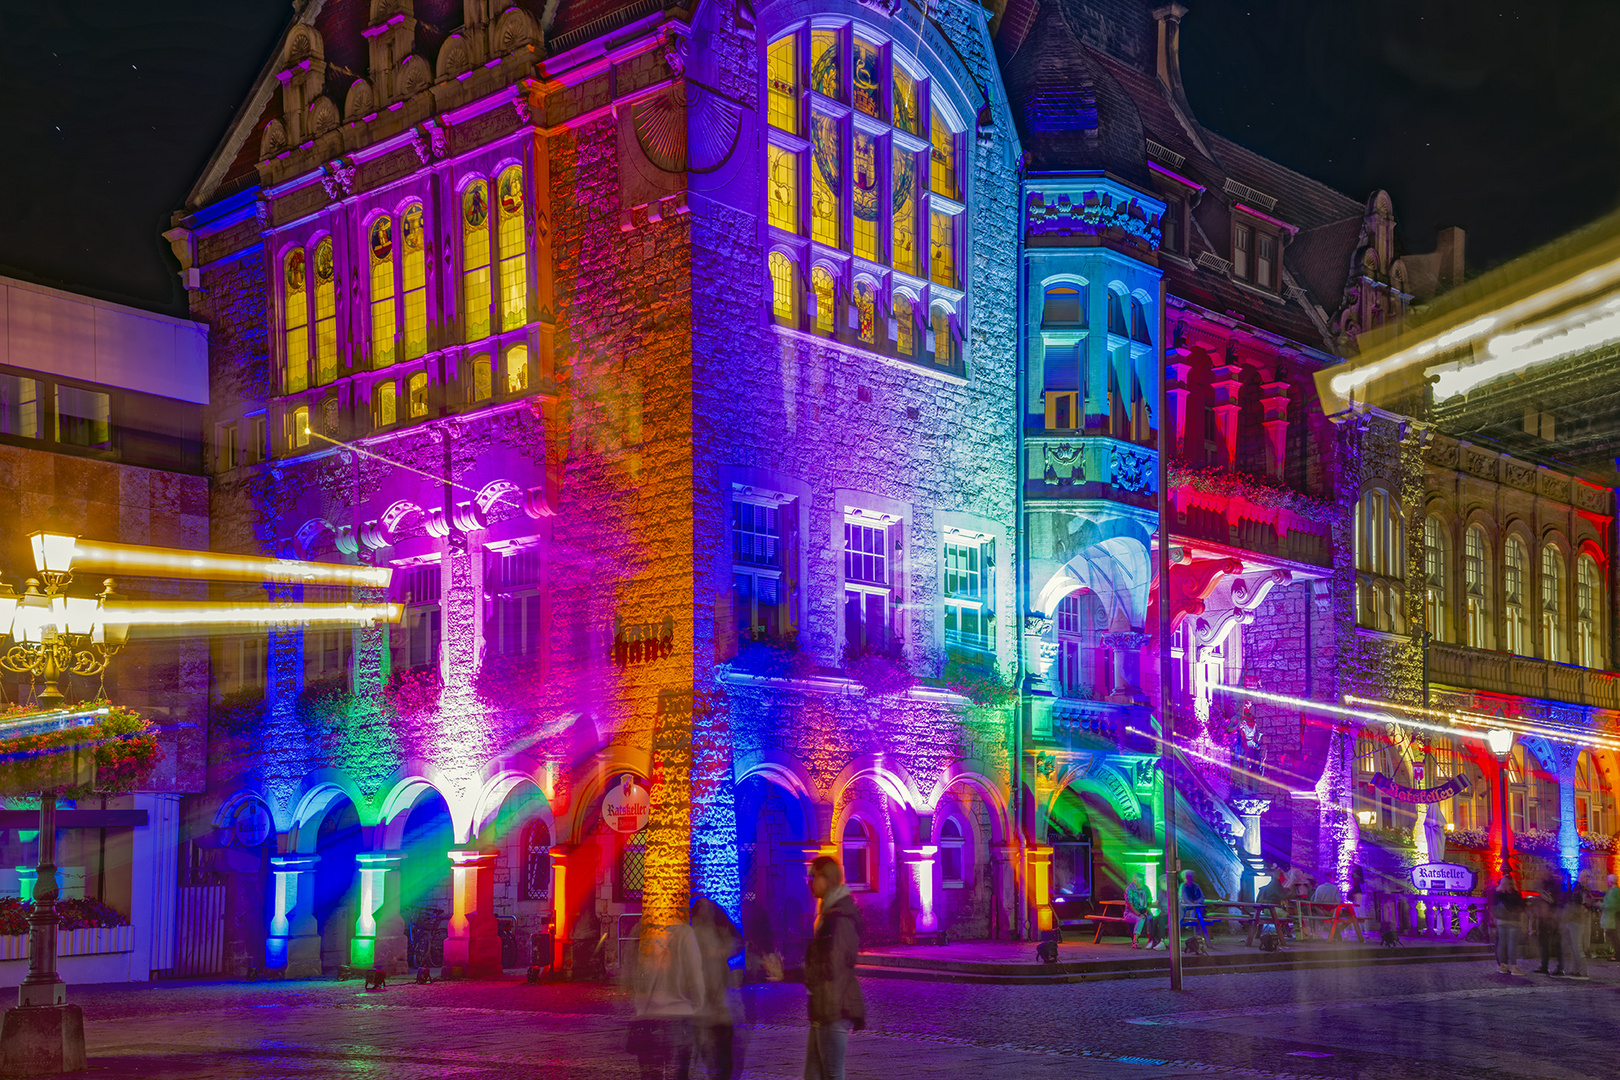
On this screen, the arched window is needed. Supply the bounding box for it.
[1464,524,1489,648]
[1424,516,1448,643]
[372,381,397,428]
[768,251,796,324]
[504,344,529,394]
[1107,291,1128,337]
[462,179,492,341]
[470,355,492,403]
[1504,535,1529,654]
[852,278,876,345]
[312,238,337,385]
[401,204,427,360]
[1540,545,1565,662]
[1130,298,1152,344]
[930,304,954,365]
[841,818,872,889]
[290,405,310,449]
[407,372,429,418]
[768,145,798,233]
[497,165,529,330]
[894,293,916,357]
[1043,284,1084,327]
[520,820,552,901]
[939,818,965,885]
[369,216,396,367]
[1577,553,1604,669]
[283,249,309,394]
[811,266,835,334]
[1056,589,1105,698]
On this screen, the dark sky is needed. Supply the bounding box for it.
[2,1,1619,317]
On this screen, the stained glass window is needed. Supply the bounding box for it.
[283,249,309,394]
[291,406,310,448]
[505,343,529,393]
[894,293,915,356]
[767,35,798,133]
[408,372,429,418]
[930,106,958,199]
[373,381,396,428]
[931,304,954,364]
[892,146,917,275]
[768,145,799,233]
[401,204,427,360]
[892,64,919,135]
[930,210,955,288]
[313,238,337,385]
[768,252,795,323]
[471,355,492,403]
[812,266,835,334]
[810,115,842,247]
[497,166,528,330]
[369,216,396,368]
[853,131,881,262]
[853,38,883,120]
[463,180,492,342]
[810,30,841,98]
[853,278,876,345]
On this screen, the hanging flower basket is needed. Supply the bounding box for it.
[0,704,161,799]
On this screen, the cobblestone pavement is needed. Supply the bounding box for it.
[58,958,1620,1079]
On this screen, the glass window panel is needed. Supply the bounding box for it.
[471,355,492,402]
[812,267,835,334]
[313,238,337,385]
[283,249,309,393]
[853,38,883,120]
[894,293,914,356]
[369,216,396,368]
[1233,224,1251,279]
[810,30,841,98]
[810,115,843,247]
[55,385,110,448]
[891,146,917,274]
[892,64,919,134]
[0,374,40,439]
[932,305,954,363]
[497,166,528,330]
[1044,286,1082,326]
[373,381,396,428]
[463,180,492,342]
[929,210,955,287]
[768,144,799,233]
[768,35,798,133]
[853,131,881,261]
[505,344,529,393]
[291,406,310,448]
[401,204,427,360]
[930,108,957,199]
[853,279,876,345]
[768,252,796,322]
[408,372,429,418]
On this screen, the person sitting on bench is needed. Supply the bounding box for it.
[1248,870,1293,946]
[1179,870,1210,939]
[1125,872,1153,948]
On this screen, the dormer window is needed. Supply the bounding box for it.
[1232,217,1281,291]
[1256,234,1276,289]
[1232,223,1251,280]
[1161,197,1183,254]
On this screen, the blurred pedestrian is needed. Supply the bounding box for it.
[1491,873,1527,976]
[804,855,864,1080]
[628,921,704,1080]
[1531,872,1561,975]
[1146,872,1169,950]
[1311,877,1343,939]
[1600,874,1620,961]
[1556,875,1591,980]
[691,898,742,1079]
[1125,872,1152,948]
[1178,869,1209,940]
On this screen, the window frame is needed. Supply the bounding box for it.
[841,817,873,890]
[487,545,544,661]
[938,817,966,887]
[843,511,897,657]
[943,534,994,659]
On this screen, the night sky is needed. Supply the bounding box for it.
[2,1,1618,317]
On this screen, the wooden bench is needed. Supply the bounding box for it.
[1086,899,1142,943]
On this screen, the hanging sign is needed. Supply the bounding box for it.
[1371,772,1470,804]
[1410,862,1476,893]
[603,774,650,834]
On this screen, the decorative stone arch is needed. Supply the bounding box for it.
[378,499,428,546]
[565,745,653,840]
[287,771,370,853]
[308,96,340,138]
[344,79,375,121]
[494,6,540,53]
[735,749,821,807]
[284,24,325,67]
[469,757,555,844]
[374,762,465,849]
[400,55,432,97]
[831,754,921,831]
[474,478,522,523]
[436,34,471,82]
[926,761,1010,845]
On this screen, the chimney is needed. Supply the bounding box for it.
[1435,226,1465,292]
[1153,4,1194,120]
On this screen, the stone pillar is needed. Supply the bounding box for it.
[548,845,573,973]
[1260,380,1291,479]
[1165,361,1192,456]
[1211,362,1244,467]
[898,839,939,944]
[351,853,406,973]
[443,849,502,978]
[1102,631,1150,705]
[1232,798,1271,901]
[1557,766,1581,878]
[266,854,320,977]
[990,844,1018,939]
[1025,844,1055,934]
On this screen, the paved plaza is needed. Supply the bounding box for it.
[51,958,1620,1079]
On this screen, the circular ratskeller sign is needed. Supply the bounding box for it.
[604,774,650,834]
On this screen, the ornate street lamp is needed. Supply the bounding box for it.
[0,533,128,711]
[1486,728,1516,880]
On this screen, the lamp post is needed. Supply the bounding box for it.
[1486,728,1515,881]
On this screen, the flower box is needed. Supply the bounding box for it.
[0,925,133,960]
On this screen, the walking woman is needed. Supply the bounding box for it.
[1491,873,1527,976]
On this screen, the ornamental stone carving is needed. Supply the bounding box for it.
[1026,191,1162,248]
[308,95,340,138]
[1110,445,1152,493]
[345,79,375,121]
[1503,461,1536,492]
[1574,481,1609,513]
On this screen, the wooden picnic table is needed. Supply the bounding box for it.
[1088,898,1143,943]
[1205,899,1295,946]
[1286,899,1364,943]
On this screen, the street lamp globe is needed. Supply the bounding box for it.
[28,532,77,576]
[1485,728,1515,758]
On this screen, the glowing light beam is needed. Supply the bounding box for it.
[67,539,393,588]
[101,601,402,627]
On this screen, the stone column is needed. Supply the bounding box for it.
[1232,798,1271,901]
[1165,361,1192,456]
[443,849,502,978]
[1557,763,1581,879]
[898,845,940,944]
[1210,362,1244,467]
[1025,844,1055,934]
[547,845,573,973]
[266,854,320,977]
[1102,631,1150,705]
[351,853,406,973]
[1260,380,1291,479]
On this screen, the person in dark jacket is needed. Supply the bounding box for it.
[1491,873,1527,975]
[691,898,742,1079]
[1532,872,1562,974]
[804,854,865,1080]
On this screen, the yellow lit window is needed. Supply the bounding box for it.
[853,278,876,345]
[768,144,799,233]
[930,107,957,199]
[369,216,396,368]
[463,180,492,342]
[892,64,919,135]
[497,166,528,330]
[930,210,955,288]
[408,372,429,418]
[505,344,529,393]
[811,266,835,334]
[810,116,842,247]
[811,30,840,98]
[283,249,308,394]
[471,355,492,402]
[853,39,883,120]
[313,238,336,385]
[768,35,798,133]
[401,204,427,360]
[853,132,880,262]
[931,305,954,364]
[892,146,917,274]
[768,252,796,323]
[291,405,310,448]
[373,381,397,428]
[894,293,915,356]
